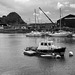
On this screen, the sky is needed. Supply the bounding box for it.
[0,0,75,23]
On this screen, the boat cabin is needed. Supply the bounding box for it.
[37,41,54,50]
[40,41,53,46]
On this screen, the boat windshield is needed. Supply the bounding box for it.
[48,43,51,46]
[44,43,47,46]
[40,42,52,46]
[41,43,43,45]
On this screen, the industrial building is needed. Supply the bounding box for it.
[57,14,75,28]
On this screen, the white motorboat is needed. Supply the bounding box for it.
[41,54,53,58]
[48,30,72,37]
[26,31,42,37]
[23,50,36,56]
[36,40,66,56]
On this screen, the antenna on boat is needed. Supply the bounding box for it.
[60,8,61,30]
[34,9,36,30]
[36,16,39,23]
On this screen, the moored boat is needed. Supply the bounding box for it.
[36,40,66,56]
[24,50,36,56]
[24,40,66,57]
[72,33,75,37]
[23,48,36,56]
[26,31,42,37]
[48,30,72,37]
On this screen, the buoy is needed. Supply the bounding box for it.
[52,53,55,56]
[55,55,61,59]
[69,51,73,57]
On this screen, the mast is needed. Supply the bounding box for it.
[34,9,36,30]
[60,8,61,30]
[37,16,39,23]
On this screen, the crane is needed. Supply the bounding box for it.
[39,7,55,25]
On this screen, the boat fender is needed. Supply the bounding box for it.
[55,55,61,59]
[69,51,73,57]
[52,53,55,56]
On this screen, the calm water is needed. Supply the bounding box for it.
[0,33,75,75]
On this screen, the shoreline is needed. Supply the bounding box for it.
[0,29,31,33]
[0,27,75,33]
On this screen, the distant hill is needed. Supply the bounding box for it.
[0,12,26,25]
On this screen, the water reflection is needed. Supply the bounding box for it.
[36,57,66,75]
[0,34,75,75]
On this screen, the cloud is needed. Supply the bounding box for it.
[45,11,51,15]
[70,4,75,8]
[39,10,43,14]
[57,2,64,9]
[33,13,39,16]
[0,3,15,16]
[15,0,30,3]
[64,9,70,12]
[39,10,51,15]
[57,1,70,9]
[0,0,75,23]
[63,2,70,7]
[64,2,69,5]
[57,1,75,9]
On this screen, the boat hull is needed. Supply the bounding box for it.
[25,31,42,37]
[26,34,42,37]
[23,46,66,57]
[48,32,72,37]
[53,47,66,56]
[36,47,66,56]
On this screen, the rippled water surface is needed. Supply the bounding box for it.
[0,33,75,75]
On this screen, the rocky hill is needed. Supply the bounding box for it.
[0,12,26,25]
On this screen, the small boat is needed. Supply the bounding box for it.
[23,46,37,56]
[26,31,42,37]
[24,40,66,57]
[23,50,36,56]
[48,30,72,37]
[41,54,53,58]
